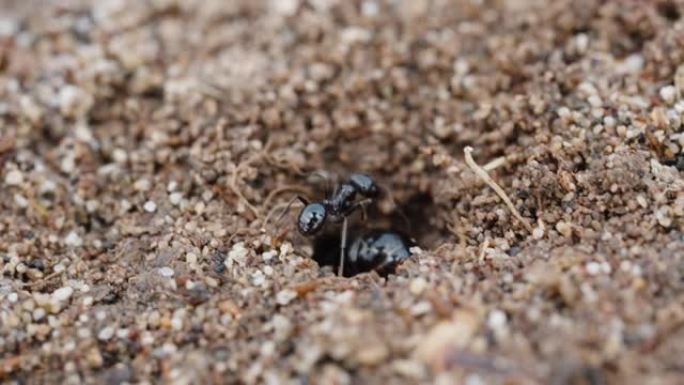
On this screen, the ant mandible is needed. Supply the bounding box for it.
[285,173,379,276]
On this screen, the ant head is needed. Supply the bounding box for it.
[297,202,327,235]
[349,173,379,197]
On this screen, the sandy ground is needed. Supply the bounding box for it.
[1,0,683,384]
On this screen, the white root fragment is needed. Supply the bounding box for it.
[464,146,534,234]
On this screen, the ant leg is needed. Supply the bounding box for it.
[382,186,411,234]
[350,198,373,221]
[339,216,348,277]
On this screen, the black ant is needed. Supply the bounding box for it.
[278,172,379,276]
[314,229,415,277]
[298,173,380,276]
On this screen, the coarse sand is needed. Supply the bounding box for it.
[1,1,683,384]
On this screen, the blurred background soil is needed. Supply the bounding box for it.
[1,0,683,384]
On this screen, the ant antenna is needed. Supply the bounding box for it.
[263,195,309,229]
[308,170,335,198]
[380,185,412,234]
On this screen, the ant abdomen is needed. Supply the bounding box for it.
[313,229,413,277]
[349,173,379,197]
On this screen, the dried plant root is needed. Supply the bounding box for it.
[464,146,534,234]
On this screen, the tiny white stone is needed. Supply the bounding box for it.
[98,326,115,341]
[143,200,157,213]
[251,270,266,286]
[112,148,128,163]
[0,17,18,37]
[465,374,485,385]
[14,194,28,208]
[601,262,612,274]
[621,54,644,73]
[52,286,74,302]
[575,33,589,53]
[120,199,132,212]
[636,195,648,208]
[201,190,214,202]
[361,1,379,16]
[141,332,155,346]
[487,309,507,330]
[276,289,297,305]
[58,85,93,118]
[585,261,601,275]
[33,308,46,321]
[409,277,427,295]
[660,85,677,105]
[4,169,24,186]
[134,178,151,191]
[171,317,183,331]
[533,227,544,239]
[169,192,183,206]
[64,231,83,247]
[408,246,423,255]
[278,243,292,258]
[40,180,57,194]
[8,292,18,303]
[185,252,198,264]
[227,242,248,268]
[410,301,432,316]
[620,260,632,272]
[262,251,276,261]
[588,95,603,108]
[158,267,174,277]
[271,0,298,16]
[60,155,76,174]
[85,199,99,213]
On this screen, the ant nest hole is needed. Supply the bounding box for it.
[311,192,443,277]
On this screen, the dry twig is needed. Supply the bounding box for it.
[464,146,534,234]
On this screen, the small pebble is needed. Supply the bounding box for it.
[158,267,175,277]
[276,289,297,305]
[585,261,601,275]
[185,252,198,264]
[98,326,115,341]
[52,286,74,302]
[112,148,128,163]
[64,231,83,247]
[660,85,676,105]
[143,200,157,213]
[555,221,572,237]
[14,194,29,208]
[409,278,427,295]
[134,178,151,191]
[5,169,24,186]
[169,192,183,205]
[487,309,507,331]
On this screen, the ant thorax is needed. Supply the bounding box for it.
[324,183,357,222]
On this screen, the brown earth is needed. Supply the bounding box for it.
[1,0,683,384]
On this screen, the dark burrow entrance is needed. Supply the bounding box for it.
[311,193,442,277]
